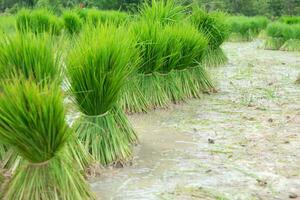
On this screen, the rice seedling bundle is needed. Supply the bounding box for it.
[265,22,300,51]
[138,0,186,25]
[16,9,62,35]
[63,10,83,35]
[121,0,214,112]
[67,24,138,165]
[0,33,60,84]
[190,7,229,67]
[0,80,95,199]
[279,16,300,25]
[227,16,268,42]
[0,33,91,171]
[78,9,129,26]
[126,0,187,109]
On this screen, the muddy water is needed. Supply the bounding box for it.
[91,41,300,200]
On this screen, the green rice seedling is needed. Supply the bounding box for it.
[139,0,186,25]
[79,9,129,27]
[190,7,229,67]
[279,16,300,25]
[122,0,186,109]
[227,16,268,42]
[0,79,95,199]
[121,1,214,111]
[162,23,212,101]
[16,9,63,35]
[67,24,138,165]
[63,10,82,35]
[265,22,300,51]
[0,33,91,171]
[0,33,60,85]
[131,20,172,109]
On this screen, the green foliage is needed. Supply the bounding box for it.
[63,10,82,34]
[139,0,186,24]
[265,22,300,51]
[78,8,129,26]
[279,16,300,25]
[16,9,62,35]
[0,80,94,199]
[0,14,16,33]
[227,16,268,41]
[190,7,229,49]
[0,33,61,85]
[132,20,166,74]
[67,24,137,116]
[67,24,138,164]
[163,23,208,71]
[266,22,300,40]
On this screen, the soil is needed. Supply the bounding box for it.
[91,40,300,200]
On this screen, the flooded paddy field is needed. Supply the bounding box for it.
[91,41,300,200]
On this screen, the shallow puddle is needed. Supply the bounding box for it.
[91,40,300,200]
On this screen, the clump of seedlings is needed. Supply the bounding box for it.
[67,24,138,165]
[265,22,300,51]
[120,0,214,113]
[190,7,229,67]
[16,9,62,35]
[62,10,83,35]
[0,79,95,199]
[279,16,300,25]
[0,33,91,171]
[226,16,268,42]
[77,8,129,26]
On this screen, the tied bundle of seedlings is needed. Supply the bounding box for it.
[226,16,268,42]
[139,0,186,25]
[121,0,187,111]
[0,33,91,171]
[132,20,172,109]
[190,7,229,67]
[16,9,63,35]
[0,80,95,199]
[168,23,214,98]
[67,24,138,165]
[77,9,129,27]
[159,23,212,101]
[265,23,300,51]
[62,10,83,35]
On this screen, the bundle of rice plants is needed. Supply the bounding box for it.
[265,22,300,51]
[162,23,213,100]
[139,0,186,25]
[279,16,300,25]
[121,1,214,111]
[0,79,95,199]
[190,7,229,67]
[0,33,60,85]
[63,10,82,35]
[227,16,268,42]
[67,24,138,165]
[0,33,91,171]
[121,1,187,111]
[280,24,300,51]
[16,9,62,35]
[78,9,129,27]
[132,20,172,109]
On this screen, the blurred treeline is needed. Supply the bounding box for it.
[0,0,299,16]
